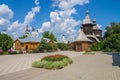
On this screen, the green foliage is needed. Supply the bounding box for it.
[0,50,3,55]
[39,38,58,52]
[8,51,18,54]
[102,22,120,52]
[83,51,95,55]
[0,33,13,51]
[57,43,68,50]
[32,54,73,69]
[43,31,49,39]
[19,35,27,39]
[41,54,69,61]
[102,34,120,52]
[8,50,23,54]
[91,42,103,51]
[92,22,120,52]
[104,22,120,39]
[42,31,57,41]
[40,38,47,44]
[39,43,58,52]
[49,32,56,41]
[31,49,39,53]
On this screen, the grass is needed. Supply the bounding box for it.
[83,51,95,55]
[32,54,73,69]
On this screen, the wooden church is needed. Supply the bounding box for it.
[73,9,102,52]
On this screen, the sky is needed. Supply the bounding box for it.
[0,0,120,41]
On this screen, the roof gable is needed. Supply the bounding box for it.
[75,29,92,42]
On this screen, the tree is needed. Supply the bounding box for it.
[38,38,58,52]
[42,31,57,41]
[104,22,120,39]
[57,43,68,50]
[103,22,120,51]
[0,33,13,51]
[91,42,103,51]
[92,22,120,52]
[43,31,49,39]
[49,32,57,41]
[102,34,120,52]
[19,35,27,39]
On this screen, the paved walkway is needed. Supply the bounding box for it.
[0,51,82,75]
[0,52,120,80]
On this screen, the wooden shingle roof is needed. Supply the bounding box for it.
[75,29,92,42]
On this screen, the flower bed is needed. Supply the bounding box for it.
[32,54,73,69]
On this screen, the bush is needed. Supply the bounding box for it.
[39,43,58,52]
[91,42,103,51]
[9,51,18,54]
[17,50,23,54]
[31,49,39,53]
[57,43,68,50]
[41,54,68,61]
[8,49,21,54]
[32,54,73,69]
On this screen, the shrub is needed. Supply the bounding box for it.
[8,49,19,54]
[91,42,103,51]
[57,43,68,50]
[9,51,18,54]
[32,54,73,69]
[17,50,23,54]
[31,49,39,53]
[39,43,58,52]
[41,54,68,61]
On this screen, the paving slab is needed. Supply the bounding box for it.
[0,51,82,75]
[0,52,120,80]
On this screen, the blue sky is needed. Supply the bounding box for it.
[0,0,120,40]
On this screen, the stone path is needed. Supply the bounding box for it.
[0,51,120,80]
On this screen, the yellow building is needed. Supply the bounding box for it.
[14,37,41,50]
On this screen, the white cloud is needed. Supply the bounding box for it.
[1,0,89,40]
[38,21,51,33]
[8,20,22,31]
[0,18,10,31]
[53,0,89,10]
[97,24,102,29]
[39,0,88,41]
[8,20,25,37]
[24,6,40,25]
[50,11,61,23]
[35,0,40,5]
[7,0,40,38]
[0,4,13,31]
[0,18,9,26]
[59,8,76,18]
[0,4,14,19]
